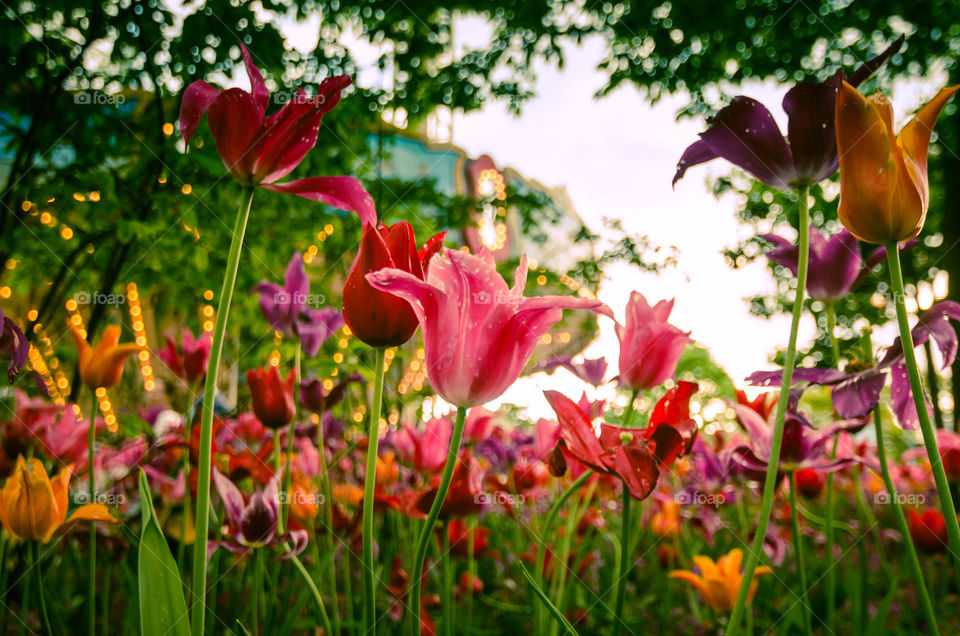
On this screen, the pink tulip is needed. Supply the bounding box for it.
[614,292,690,392]
[367,249,603,408]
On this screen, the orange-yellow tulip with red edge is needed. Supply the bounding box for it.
[669,548,771,612]
[0,456,116,542]
[835,80,959,244]
[70,324,141,390]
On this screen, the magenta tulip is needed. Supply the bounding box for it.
[614,292,690,392]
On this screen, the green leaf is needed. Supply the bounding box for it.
[138,470,191,636]
[518,562,579,635]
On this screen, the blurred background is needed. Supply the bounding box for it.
[1,0,957,432]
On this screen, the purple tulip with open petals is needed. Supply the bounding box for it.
[252,252,343,357]
[729,404,860,474]
[674,37,903,190]
[0,308,28,384]
[763,228,917,301]
[211,467,307,558]
[539,355,608,387]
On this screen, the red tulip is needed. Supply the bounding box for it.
[907,508,949,553]
[614,292,690,392]
[179,44,375,224]
[343,222,445,347]
[158,328,211,384]
[793,468,825,498]
[246,366,296,430]
[367,249,602,407]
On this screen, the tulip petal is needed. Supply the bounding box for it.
[544,390,608,475]
[207,87,265,180]
[213,468,247,530]
[782,73,842,184]
[179,80,220,144]
[674,96,795,190]
[263,176,376,226]
[831,369,886,418]
[898,85,959,183]
[847,35,905,87]
[239,44,269,114]
[890,362,931,430]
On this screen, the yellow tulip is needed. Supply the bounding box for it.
[0,456,116,542]
[669,548,772,611]
[70,324,141,390]
[835,81,958,244]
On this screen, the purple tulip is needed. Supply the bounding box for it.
[0,308,28,384]
[539,355,608,387]
[211,467,307,557]
[299,372,364,413]
[252,252,344,356]
[729,404,859,474]
[673,36,903,190]
[763,228,918,301]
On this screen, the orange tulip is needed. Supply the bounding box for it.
[835,80,959,244]
[669,548,771,612]
[0,456,116,542]
[70,324,140,390]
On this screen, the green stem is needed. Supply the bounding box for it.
[31,543,52,636]
[824,301,839,633]
[274,429,284,533]
[825,301,841,367]
[609,485,631,636]
[872,407,940,634]
[442,520,453,636]
[178,382,196,574]
[788,473,812,636]
[363,347,386,634]
[727,186,810,635]
[88,389,97,636]
[252,550,262,635]
[291,554,334,636]
[190,186,255,636]
[535,471,592,634]
[885,241,960,577]
[411,406,467,636]
[284,344,302,530]
[317,416,340,636]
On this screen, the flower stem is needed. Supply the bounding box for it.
[872,406,940,634]
[31,543,51,636]
[411,406,467,636]
[178,382,197,574]
[726,186,810,635]
[788,473,812,636]
[610,484,631,636]
[284,343,302,530]
[362,347,386,634]
[885,241,960,577]
[825,301,841,367]
[442,520,453,636]
[291,554,334,636]
[824,301,839,633]
[190,186,255,636]
[535,470,592,634]
[316,415,340,636]
[88,389,97,636]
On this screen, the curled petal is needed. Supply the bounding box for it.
[263,177,376,227]
[179,80,220,144]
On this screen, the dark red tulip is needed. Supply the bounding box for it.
[246,366,296,430]
[793,468,825,498]
[342,221,445,348]
[908,508,949,553]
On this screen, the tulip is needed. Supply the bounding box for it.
[0,307,28,383]
[793,468,825,498]
[252,252,343,357]
[368,249,603,407]
[0,456,115,542]
[539,354,608,387]
[158,327,211,384]
[835,81,959,243]
[670,549,772,612]
[246,366,296,429]
[211,468,307,556]
[907,508,949,553]
[299,372,363,413]
[70,324,140,390]
[674,37,902,190]
[613,292,690,393]
[343,221,445,348]
[179,44,375,224]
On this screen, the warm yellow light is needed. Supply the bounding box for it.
[324,224,334,234]
[181,184,192,195]
[60,227,74,240]
[27,309,38,321]
[203,289,214,301]
[0,286,10,299]
[88,191,100,202]
[162,123,174,136]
